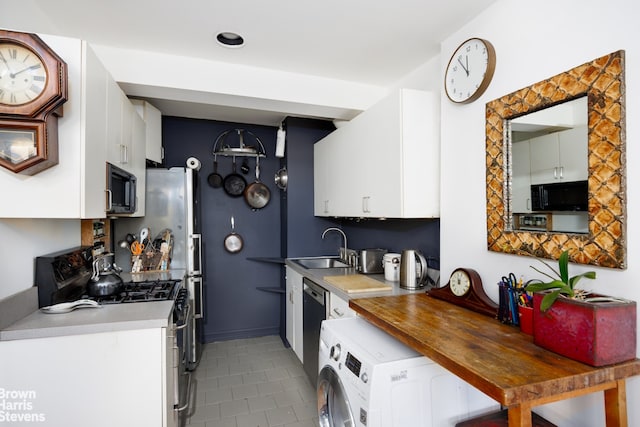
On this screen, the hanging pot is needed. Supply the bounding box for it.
[244,157,271,210]
[223,156,247,197]
[224,216,244,253]
[274,167,288,190]
[207,156,223,188]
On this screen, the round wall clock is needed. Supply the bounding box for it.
[0,29,68,175]
[427,267,498,318]
[444,38,496,104]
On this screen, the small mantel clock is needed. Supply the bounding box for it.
[0,29,68,175]
[427,267,498,318]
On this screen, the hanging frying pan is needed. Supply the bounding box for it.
[244,157,271,210]
[224,216,243,253]
[207,155,223,188]
[223,156,247,197]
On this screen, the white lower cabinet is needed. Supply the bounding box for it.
[285,266,304,362]
[328,292,356,319]
[0,326,175,427]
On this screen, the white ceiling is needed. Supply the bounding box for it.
[32,0,498,125]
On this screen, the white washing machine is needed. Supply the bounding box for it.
[317,317,497,427]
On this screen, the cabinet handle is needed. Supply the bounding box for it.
[559,166,564,179]
[332,308,344,317]
[120,144,128,164]
[553,167,558,179]
[105,189,112,212]
[362,196,370,213]
[526,198,531,211]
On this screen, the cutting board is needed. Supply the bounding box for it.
[323,274,392,293]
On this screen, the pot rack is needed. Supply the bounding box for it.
[212,128,267,158]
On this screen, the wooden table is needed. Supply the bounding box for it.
[349,293,640,427]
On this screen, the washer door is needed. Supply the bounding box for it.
[317,365,355,427]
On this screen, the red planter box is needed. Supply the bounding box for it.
[533,293,636,366]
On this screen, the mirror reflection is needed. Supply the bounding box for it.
[509,97,588,234]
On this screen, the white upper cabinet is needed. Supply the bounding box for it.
[0,36,107,218]
[131,99,163,164]
[0,34,145,218]
[314,88,439,218]
[529,125,588,185]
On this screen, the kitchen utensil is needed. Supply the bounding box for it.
[244,156,270,209]
[224,216,243,253]
[139,227,150,245]
[358,248,388,274]
[130,241,144,256]
[207,156,223,188]
[274,167,288,190]
[399,249,428,289]
[383,253,401,281]
[240,158,250,174]
[87,256,124,297]
[223,156,247,197]
[40,299,101,314]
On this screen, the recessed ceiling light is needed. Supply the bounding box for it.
[216,32,244,48]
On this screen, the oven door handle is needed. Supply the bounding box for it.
[175,370,193,413]
[174,304,191,331]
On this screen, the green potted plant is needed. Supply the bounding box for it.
[525,251,636,366]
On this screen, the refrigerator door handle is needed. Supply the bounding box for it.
[192,276,204,320]
[189,233,203,276]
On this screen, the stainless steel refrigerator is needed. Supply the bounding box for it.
[114,167,204,370]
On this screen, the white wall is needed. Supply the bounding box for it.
[0,220,80,299]
[439,0,640,425]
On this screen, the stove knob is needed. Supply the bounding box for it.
[330,343,341,361]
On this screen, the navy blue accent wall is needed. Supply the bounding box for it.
[163,117,281,342]
[162,115,440,342]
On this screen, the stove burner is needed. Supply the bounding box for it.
[92,279,181,304]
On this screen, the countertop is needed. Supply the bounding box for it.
[349,293,640,408]
[0,300,174,341]
[284,258,429,300]
[0,269,185,341]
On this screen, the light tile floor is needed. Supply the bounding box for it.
[187,336,319,427]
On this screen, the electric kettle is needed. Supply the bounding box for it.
[399,249,428,290]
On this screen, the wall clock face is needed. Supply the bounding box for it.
[0,42,48,106]
[0,30,67,175]
[444,38,496,104]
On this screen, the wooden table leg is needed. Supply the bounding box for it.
[508,404,533,427]
[604,380,627,427]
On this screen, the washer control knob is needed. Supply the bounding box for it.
[361,372,369,384]
[330,344,341,361]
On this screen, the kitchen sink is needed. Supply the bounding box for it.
[292,257,351,269]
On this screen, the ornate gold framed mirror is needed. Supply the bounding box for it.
[486,50,626,269]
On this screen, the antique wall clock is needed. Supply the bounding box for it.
[0,29,68,175]
[444,38,496,104]
[427,267,498,317]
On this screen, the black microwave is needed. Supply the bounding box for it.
[531,180,587,212]
[106,163,137,214]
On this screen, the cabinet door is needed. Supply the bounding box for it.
[558,125,588,182]
[512,140,531,213]
[130,107,146,216]
[285,266,304,362]
[313,140,330,216]
[132,99,163,163]
[328,292,356,319]
[106,79,124,166]
[529,133,560,185]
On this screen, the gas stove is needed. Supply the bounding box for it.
[89,279,182,304]
[35,247,183,307]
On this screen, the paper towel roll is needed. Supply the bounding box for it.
[186,157,201,170]
[275,127,286,158]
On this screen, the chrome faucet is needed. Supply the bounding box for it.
[322,227,352,264]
